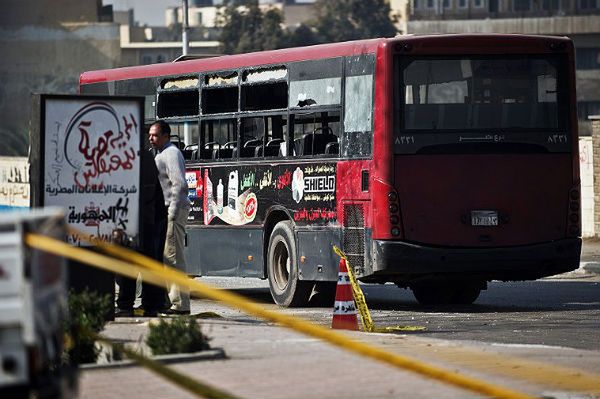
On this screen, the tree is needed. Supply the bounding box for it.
[287,23,320,48]
[312,0,398,43]
[216,0,399,53]
[217,0,288,54]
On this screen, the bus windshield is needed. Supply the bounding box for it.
[400,56,562,131]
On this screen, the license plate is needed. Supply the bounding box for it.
[471,210,498,226]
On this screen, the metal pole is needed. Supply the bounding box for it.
[182,0,191,145]
[182,0,190,56]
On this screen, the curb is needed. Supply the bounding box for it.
[80,347,226,370]
[581,261,600,275]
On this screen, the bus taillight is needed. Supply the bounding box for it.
[372,179,403,239]
[388,191,401,237]
[567,186,581,237]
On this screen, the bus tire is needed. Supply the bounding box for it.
[267,221,311,307]
[411,284,455,305]
[452,282,482,304]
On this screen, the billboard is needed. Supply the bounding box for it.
[31,95,143,246]
[0,156,29,211]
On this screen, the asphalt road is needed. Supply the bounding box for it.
[195,273,600,351]
[83,275,600,399]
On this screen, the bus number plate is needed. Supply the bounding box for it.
[470,210,498,226]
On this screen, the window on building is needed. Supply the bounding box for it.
[577,101,600,121]
[443,0,451,7]
[413,0,420,8]
[142,55,152,64]
[542,0,560,10]
[576,48,600,70]
[514,0,532,11]
[458,0,467,8]
[427,0,435,7]
[579,0,599,9]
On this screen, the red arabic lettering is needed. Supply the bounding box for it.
[293,207,336,222]
[73,118,137,188]
[276,169,292,190]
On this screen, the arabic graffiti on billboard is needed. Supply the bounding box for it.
[186,163,336,226]
[0,156,29,210]
[43,99,141,246]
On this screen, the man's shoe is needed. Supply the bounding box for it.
[115,308,134,317]
[159,308,191,316]
[141,308,159,317]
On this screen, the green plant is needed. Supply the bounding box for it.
[146,317,211,355]
[63,289,112,365]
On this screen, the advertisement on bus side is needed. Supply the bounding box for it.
[186,163,337,226]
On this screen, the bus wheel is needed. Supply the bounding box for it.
[267,221,311,307]
[452,282,482,304]
[411,284,455,305]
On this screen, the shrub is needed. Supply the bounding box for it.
[146,317,211,355]
[63,289,112,365]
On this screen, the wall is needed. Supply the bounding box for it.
[580,137,595,236]
[407,15,600,34]
[0,23,121,156]
[0,0,101,26]
[593,118,600,236]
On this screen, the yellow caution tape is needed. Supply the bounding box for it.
[333,245,374,332]
[333,246,426,334]
[92,333,241,399]
[26,232,536,399]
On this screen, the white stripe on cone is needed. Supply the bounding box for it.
[337,272,350,284]
[333,300,357,315]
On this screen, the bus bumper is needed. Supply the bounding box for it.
[371,238,582,281]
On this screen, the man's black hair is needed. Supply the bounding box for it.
[153,120,171,136]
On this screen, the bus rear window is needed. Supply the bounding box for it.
[400,56,562,131]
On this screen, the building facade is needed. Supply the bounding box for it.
[405,0,600,134]
[0,0,121,156]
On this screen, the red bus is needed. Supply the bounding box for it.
[80,34,581,306]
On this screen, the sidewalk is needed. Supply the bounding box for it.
[580,238,600,275]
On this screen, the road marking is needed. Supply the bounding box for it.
[379,337,600,396]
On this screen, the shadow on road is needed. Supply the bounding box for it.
[362,280,600,313]
[211,279,600,314]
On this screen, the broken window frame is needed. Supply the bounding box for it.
[155,54,375,164]
[201,70,240,115]
[290,108,342,158]
[240,66,289,112]
[156,75,200,119]
[199,116,238,161]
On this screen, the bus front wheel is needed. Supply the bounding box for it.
[267,221,311,307]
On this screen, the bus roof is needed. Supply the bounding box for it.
[80,34,572,85]
[80,38,386,85]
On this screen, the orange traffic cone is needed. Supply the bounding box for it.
[331,257,359,330]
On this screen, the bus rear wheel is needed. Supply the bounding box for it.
[411,281,482,305]
[267,221,311,307]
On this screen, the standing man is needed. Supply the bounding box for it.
[115,148,168,317]
[149,120,191,315]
